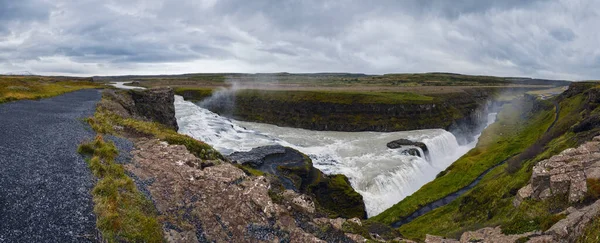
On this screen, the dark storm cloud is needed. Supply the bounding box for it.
[0,0,598,79]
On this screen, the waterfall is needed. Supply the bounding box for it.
[175,95,493,217]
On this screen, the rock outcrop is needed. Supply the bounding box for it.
[126,138,359,243]
[228,145,368,219]
[542,199,600,242]
[514,136,600,206]
[387,138,430,159]
[192,88,507,144]
[425,227,541,243]
[102,88,178,131]
[128,88,178,131]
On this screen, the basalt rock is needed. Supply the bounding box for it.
[387,139,430,159]
[101,88,179,131]
[514,136,600,207]
[228,145,367,219]
[196,88,509,144]
[128,88,178,131]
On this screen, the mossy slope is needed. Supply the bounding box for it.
[372,82,600,240]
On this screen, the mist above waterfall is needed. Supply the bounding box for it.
[175,96,497,216]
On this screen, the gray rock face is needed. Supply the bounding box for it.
[128,88,179,131]
[227,145,287,167]
[514,136,600,206]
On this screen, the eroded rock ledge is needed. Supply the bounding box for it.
[228,145,368,219]
[127,138,365,242]
[515,136,600,206]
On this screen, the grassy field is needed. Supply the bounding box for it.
[98,72,569,88]
[0,75,100,103]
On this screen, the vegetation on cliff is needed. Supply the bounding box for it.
[372,82,600,240]
[79,89,225,242]
[0,75,100,103]
[89,90,223,161]
[371,95,555,224]
[78,136,163,242]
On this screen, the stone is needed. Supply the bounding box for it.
[387,139,430,159]
[126,138,359,242]
[128,88,179,131]
[545,199,600,242]
[227,145,286,167]
[516,136,600,204]
[228,145,367,219]
[425,234,459,243]
[513,184,533,207]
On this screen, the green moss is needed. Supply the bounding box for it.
[88,101,224,161]
[78,136,163,242]
[235,164,266,177]
[309,174,367,219]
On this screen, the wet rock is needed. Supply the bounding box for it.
[514,136,600,206]
[228,145,367,219]
[228,145,286,167]
[387,139,429,153]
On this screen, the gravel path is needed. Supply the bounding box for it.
[0,90,101,242]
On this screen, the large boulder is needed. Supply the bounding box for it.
[514,136,600,206]
[387,139,430,159]
[228,145,367,219]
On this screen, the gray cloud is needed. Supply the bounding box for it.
[0,0,598,80]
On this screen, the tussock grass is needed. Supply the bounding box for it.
[87,105,223,161]
[0,76,100,103]
[78,135,163,242]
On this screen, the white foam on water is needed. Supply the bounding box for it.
[175,95,495,217]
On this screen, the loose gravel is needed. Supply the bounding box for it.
[0,90,101,242]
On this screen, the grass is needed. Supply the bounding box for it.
[235,89,435,104]
[0,76,100,103]
[173,87,214,101]
[371,83,600,240]
[88,97,223,161]
[370,97,555,226]
[78,135,163,242]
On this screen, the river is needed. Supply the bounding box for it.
[175,95,497,217]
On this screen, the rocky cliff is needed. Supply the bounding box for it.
[103,88,179,130]
[228,145,367,219]
[180,88,512,144]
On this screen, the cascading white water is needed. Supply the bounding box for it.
[175,95,495,217]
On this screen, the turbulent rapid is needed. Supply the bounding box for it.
[175,95,496,217]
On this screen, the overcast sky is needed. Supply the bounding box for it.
[0,0,598,80]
